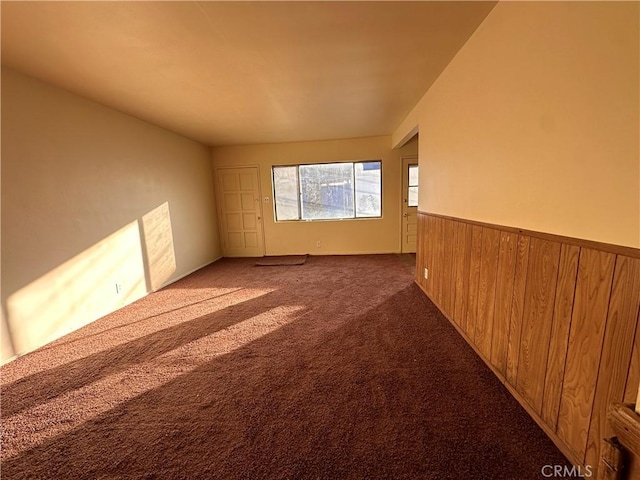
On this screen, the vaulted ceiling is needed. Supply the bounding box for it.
[1,1,495,146]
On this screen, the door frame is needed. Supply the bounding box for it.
[401,155,419,253]
[214,165,266,257]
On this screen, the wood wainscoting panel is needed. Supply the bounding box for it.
[466,225,483,341]
[475,227,501,360]
[415,212,640,473]
[557,248,616,460]
[541,244,580,431]
[490,231,518,376]
[584,256,640,476]
[516,238,562,415]
[506,234,531,386]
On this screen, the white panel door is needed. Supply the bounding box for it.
[216,167,264,257]
[401,157,418,253]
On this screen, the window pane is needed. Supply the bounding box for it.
[299,163,354,220]
[408,186,418,207]
[409,165,419,187]
[273,166,300,220]
[355,161,381,217]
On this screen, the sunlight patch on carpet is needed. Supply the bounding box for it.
[0,288,276,384]
[0,304,306,459]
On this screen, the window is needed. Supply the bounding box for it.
[408,164,419,207]
[273,161,382,221]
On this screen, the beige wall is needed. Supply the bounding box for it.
[400,134,418,158]
[212,136,402,256]
[393,1,640,248]
[1,68,221,363]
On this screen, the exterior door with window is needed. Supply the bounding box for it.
[401,157,418,253]
[216,167,264,257]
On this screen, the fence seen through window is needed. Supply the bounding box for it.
[272,161,382,221]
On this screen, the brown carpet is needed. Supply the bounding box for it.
[255,255,308,266]
[1,254,570,479]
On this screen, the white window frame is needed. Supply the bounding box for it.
[272,160,383,222]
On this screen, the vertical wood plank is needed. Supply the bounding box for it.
[557,248,616,460]
[452,221,463,326]
[448,220,458,318]
[451,221,468,327]
[475,228,501,359]
[491,231,518,376]
[466,225,483,341]
[506,234,531,386]
[438,216,447,310]
[516,238,561,414]
[424,215,435,298]
[585,255,640,476]
[454,223,472,333]
[433,216,444,308]
[625,307,640,404]
[442,218,456,318]
[416,214,426,289]
[414,214,640,475]
[542,243,580,430]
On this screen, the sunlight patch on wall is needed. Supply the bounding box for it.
[6,221,148,356]
[4,202,181,360]
[0,304,306,458]
[141,202,176,291]
[1,308,15,363]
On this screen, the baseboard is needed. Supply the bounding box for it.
[415,210,640,479]
[157,255,223,291]
[306,250,404,256]
[414,279,583,469]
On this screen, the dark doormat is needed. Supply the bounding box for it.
[255,255,308,266]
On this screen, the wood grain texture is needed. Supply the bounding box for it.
[416,275,585,469]
[452,221,466,327]
[415,214,427,288]
[450,220,461,326]
[557,248,616,460]
[428,215,439,304]
[609,404,640,458]
[516,238,561,414]
[419,216,436,298]
[542,244,580,431]
[475,227,501,360]
[415,213,640,476]
[454,222,472,333]
[490,231,518,376]
[442,218,456,318]
[419,210,640,260]
[624,306,640,405]
[434,218,447,308]
[466,226,483,341]
[506,235,531,386]
[598,438,623,480]
[585,256,640,476]
[416,214,427,290]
